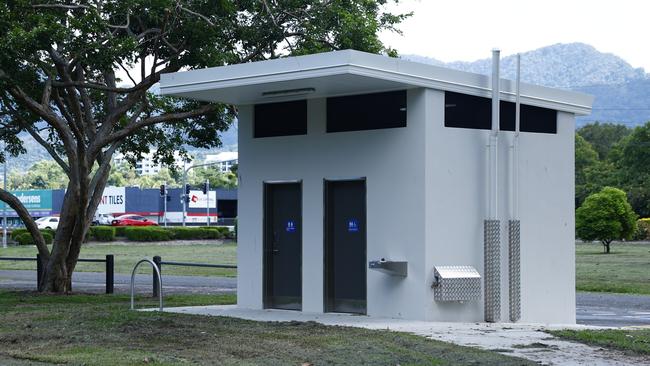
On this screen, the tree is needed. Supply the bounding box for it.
[190,167,237,189]
[577,122,631,160]
[611,122,650,217]
[576,187,637,253]
[0,0,408,293]
[8,160,69,190]
[575,134,619,208]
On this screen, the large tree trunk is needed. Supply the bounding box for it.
[40,166,110,293]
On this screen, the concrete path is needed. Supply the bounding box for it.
[155,305,650,366]
[0,269,236,295]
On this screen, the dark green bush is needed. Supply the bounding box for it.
[113,226,127,237]
[89,226,115,242]
[10,228,28,240]
[15,231,54,246]
[165,227,224,240]
[124,226,172,242]
[167,227,205,240]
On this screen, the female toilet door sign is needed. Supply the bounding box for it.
[286,220,297,233]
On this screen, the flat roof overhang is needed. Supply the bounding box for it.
[160,50,594,115]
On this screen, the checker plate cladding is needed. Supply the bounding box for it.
[484,219,501,322]
[432,266,481,302]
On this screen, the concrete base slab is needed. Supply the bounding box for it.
[149,305,649,366]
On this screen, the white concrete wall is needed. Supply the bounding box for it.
[424,90,575,323]
[238,89,429,319]
[238,88,576,323]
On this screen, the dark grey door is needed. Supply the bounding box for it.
[324,179,367,314]
[264,182,302,310]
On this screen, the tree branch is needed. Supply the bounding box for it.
[100,104,218,147]
[0,189,50,260]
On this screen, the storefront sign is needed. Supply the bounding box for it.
[188,190,217,208]
[0,190,52,217]
[96,186,126,214]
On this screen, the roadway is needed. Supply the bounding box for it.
[1,269,648,327]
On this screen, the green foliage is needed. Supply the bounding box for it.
[124,227,172,242]
[8,160,68,190]
[634,218,650,241]
[89,226,116,242]
[189,167,237,189]
[113,226,127,238]
[577,122,632,160]
[165,227,224,240]
[10,228,54,241]
[15,231,53,246]
[576,187,637,252]
[575,134,619,208]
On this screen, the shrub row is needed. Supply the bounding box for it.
[14,231,54,246]
[10,228,54,241]
[124,227,173,242]
[89,226,116,242]
[86,225,235,242]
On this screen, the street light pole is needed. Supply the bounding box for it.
[206,179,210,227]
[182,161,187,227]
[2,141,7,249]
[163,181,168,227]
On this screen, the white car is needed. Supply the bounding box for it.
[36,216,60,230]
[93,213,113,226]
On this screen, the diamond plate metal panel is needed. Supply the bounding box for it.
[484,219,501,322]
[432,266,481,302]
[509,220,521,322]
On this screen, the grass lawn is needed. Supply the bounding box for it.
[576,241,650,295]
[549,329,650,357]
[0,290,534,366]
[0,242,237,277]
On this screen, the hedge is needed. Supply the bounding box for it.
[15,231,54,246]
[11,229,54,242]
[113,226,128,237]
[124,226,172,242]
[89,226,115,242]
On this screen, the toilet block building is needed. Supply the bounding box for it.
[160,50,593,323]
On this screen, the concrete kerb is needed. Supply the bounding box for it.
[141,305,646,366]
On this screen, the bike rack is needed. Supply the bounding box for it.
[130,258,163,311]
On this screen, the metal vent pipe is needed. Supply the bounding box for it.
[484,49,501,323]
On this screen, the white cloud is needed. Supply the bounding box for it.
[380,0,649,71]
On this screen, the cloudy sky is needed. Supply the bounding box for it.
[380,0,649,71]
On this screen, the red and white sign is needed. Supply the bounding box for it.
[188,190,216,208]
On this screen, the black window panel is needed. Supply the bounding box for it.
[520,104,557,134]
[327,91,407,132]
[444,91,556,134]
[254,100,307,138]
[444,92,514,131]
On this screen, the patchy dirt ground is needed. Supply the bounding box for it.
[161,305,650,366]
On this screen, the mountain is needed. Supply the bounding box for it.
[404,43,650,126]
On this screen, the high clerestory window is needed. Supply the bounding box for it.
[327,91,407,133]
[254,100,307,138]
[444,91,557,134]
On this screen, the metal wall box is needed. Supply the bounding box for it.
[432,266,481,302]
[369,259,408,277]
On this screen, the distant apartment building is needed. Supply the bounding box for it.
[113,151,193,175]
[203,151,238,173]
